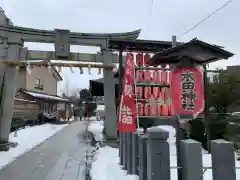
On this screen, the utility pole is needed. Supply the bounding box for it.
[172,35,183,180]
[203,65,211,153]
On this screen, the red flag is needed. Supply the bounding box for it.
[161,71,166,84]
[144,53,150,66]
[150,103,157,116]
[144,70,151,82]
[161,104,168,117]
[136,102,144,116]
[169,104,174,116]
[144,86,152,99]
[118,53,136,132]
[144,103,151,116]
[136,87,143,99]
[136,53,144,67]
[152,87,160,99]
[136,70,144,82]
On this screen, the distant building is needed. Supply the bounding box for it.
[14,60,70,120]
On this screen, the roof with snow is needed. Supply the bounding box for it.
[21,89,69,102]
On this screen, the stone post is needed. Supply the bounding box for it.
[139,134,148,180]
[0,36,23,143]
[211,139,236,180]
[180,139,203,180]
[147,127,170,180]
[132,132,142,175]
[102,50,117,140]
[126,132,133,174]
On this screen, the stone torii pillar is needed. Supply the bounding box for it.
[0,36,23,143]
[0,10,23,143]
[102,49,117,140]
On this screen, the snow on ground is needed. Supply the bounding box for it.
[90,123,240,180]
[88,119,104,142]
[0,123,67,170]
[91,146,138,180]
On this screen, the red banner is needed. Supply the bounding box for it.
[118,53,136,132]
[170,66,205,118]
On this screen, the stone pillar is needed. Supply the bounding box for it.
[139,134,148,180]
[147,127,170,180]
[0,43,6,89]
[180,139,203,180]
[123,132,127,170]
[132,132,141,175]
[126,132,133,174]
[0,36,23,143]
[211,139,236,180]
[102,50,117,140]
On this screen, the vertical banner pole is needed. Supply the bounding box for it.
[203,65,211,153]
[172,35,183,180]
[133,53,141,134]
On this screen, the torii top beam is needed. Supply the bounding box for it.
[0,25,140,47]
[0,7,140,52]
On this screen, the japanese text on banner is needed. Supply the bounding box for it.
[118,52,136,132]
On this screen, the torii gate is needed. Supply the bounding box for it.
[0,8,140,144]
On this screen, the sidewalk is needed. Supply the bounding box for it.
[0,121,87,180]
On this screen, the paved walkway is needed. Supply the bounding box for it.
[0,121,88,180]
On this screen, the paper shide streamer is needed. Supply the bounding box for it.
[26,63,33,75]
[88,64,91,75]
[79,67,84,74]
[69,65,74,74]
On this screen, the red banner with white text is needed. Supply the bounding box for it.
[118,53,136,132]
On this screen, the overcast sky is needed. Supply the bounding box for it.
[1,0,239,95]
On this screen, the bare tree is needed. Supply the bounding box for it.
[59,79,80,98]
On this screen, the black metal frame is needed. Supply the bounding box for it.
[109,39,183,52]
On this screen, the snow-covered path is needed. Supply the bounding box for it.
[0,123,68,169]
[0,121,88,180]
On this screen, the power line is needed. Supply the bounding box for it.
[144,0,154,35]
[148,0,154,17]
[180,0,233,38]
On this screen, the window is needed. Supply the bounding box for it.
[49,104,53,113]
[35,78,44,90]
[35,78,40,85]
[53,104,57,112]
[44,103,48,112]
[40,103,44,111]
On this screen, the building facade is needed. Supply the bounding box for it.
[13,61,69,120]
